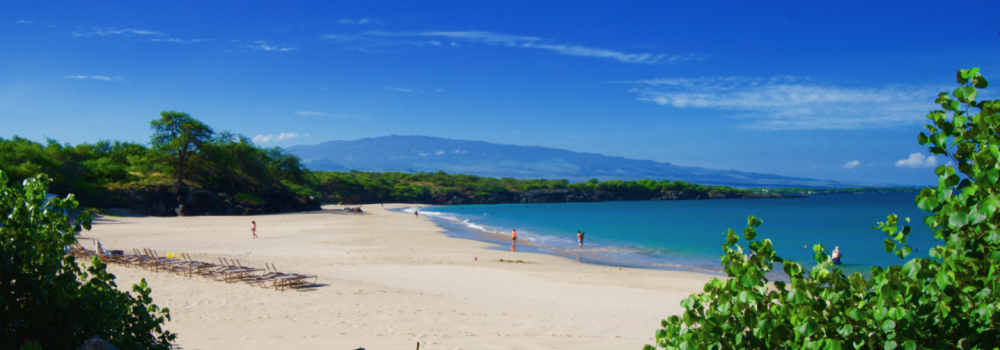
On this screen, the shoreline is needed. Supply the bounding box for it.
[86,203,715,349]
[427,208,728,276]
[398,204,731,276]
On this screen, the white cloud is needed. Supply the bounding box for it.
[295,111,329,116]
[435,150,445,155]
[339,18,374,25]
[72,28,164,37]
[321,30,701,64]
[843,160,860,169]
[253,134,272,143]
[276,132,299,140]
[15,20,55,27]
[252,133,300,143]
[626,76,941,130]
[385,87,412,92]
[148,38,211,44]
[64,75,113,81]
[452,149,467,154]
[70,27,208,44]
[246,41,297,51]
[895,153,939,168]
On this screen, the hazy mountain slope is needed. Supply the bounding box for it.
[285,135,877,188]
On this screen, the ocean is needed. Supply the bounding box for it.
[402,193,937,277]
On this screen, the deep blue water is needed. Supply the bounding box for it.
[405,193,937,276]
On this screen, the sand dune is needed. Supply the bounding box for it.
[86,204,713,350]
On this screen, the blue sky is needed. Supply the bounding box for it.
[2,1,999,186]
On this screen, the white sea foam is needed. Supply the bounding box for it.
[398,206,702,270]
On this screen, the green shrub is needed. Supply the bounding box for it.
[646,68,1000,350]
[0,172,175,349]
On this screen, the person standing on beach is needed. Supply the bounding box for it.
[832,246,843,265]
[415,210,419,218]
[251,221,258,239]
[577,231,584,248]
[511,229,517,244]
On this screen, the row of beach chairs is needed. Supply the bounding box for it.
[69,244,317,291]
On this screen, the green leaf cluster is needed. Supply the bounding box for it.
[646,68,1000,350]
[0,172,175,349]
[309,170,751,204]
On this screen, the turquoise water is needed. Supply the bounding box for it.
[406,193,936,276]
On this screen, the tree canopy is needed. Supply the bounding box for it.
[150,111,214,194]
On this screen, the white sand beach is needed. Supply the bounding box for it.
[85,204,714,350]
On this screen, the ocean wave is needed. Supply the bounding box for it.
[403,205,722,271]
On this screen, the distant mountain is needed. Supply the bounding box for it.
[285,135,879,188]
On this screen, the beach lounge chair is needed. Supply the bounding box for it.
[171,253,214,278]
[262,264,317,291]
[272,273,318,291]
[71,243,95,259]
[144,248,184,272]
[245,263,289,288]
[222,259,261,283]
[167,254,207,276]
[128,248,153,269]
[206,258,256,283]
[95,249,127,265]
[196,258,226,279]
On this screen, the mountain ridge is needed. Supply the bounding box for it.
[285,135,882,188]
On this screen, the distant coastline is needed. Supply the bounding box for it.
[388,187,801,206]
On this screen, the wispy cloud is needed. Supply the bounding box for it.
[246,41,297,52]
[15,20,55,27]
[70,27,209,44]
[252,133,300,143]
[64,75,114,81]
[385,87,413,92]
[339,18,378,25]
[148,38,212,44]
[72,28,164,37]
[895,153,938,168]
[842,160,860,169]
[320,30,701,64]
[295,111,329,116]
[625,76,940,130]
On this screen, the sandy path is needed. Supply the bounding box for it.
[86,204,713,350]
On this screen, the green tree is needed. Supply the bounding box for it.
[150,111,214,194]
[645,68,999,350]
[0,172,175,349]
